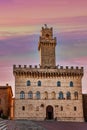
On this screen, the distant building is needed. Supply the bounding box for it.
[13,25,84,122]
[0,84,13,119]
[83,94,87,121]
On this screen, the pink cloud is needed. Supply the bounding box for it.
[0,0,12,4]
[0,16,87,28]
[0,0,87,23]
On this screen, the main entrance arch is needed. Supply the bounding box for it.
[46,105,54,120]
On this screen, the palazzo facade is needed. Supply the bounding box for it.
[13,25,84,121]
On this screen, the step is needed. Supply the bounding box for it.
[0,124,7,130]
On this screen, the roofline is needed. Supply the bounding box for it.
[0,85,13,96]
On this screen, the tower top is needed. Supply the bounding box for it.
[38,25,54,44]
[38,25,56,68]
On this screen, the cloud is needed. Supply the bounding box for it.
[0,15,87,27]
[0,29,87,63]
[56,30,87,62]
[0,34,40,69]
[0,34,39,56]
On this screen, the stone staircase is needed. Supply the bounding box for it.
[0,119,8,130]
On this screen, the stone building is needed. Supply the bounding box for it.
[0,84,13,118]
[13,25,84,122]
[83,94,87,121]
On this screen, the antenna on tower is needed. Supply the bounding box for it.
[44,24,47,28]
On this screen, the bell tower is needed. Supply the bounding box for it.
[38,25,56,68]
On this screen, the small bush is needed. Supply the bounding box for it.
[1,114,8,119]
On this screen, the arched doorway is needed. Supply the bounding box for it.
[46,105,53,120]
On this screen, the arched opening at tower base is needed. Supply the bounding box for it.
[46,105,54,120]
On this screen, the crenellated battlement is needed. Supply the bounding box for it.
[13,64,83,70]
[13,65,38,69]
[13,65,83,78]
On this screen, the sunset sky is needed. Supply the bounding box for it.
[0,0,87,96]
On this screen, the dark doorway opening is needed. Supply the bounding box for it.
[46,105,53,120]
[0,109,3,117]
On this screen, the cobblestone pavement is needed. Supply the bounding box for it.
[7,120,46,130]
[5,120,87,130]
[35,121,87,130]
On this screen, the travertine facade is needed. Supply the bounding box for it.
[13,25,84,122]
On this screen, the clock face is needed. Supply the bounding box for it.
[46,34,49,38]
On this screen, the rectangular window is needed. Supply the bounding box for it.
[74,106,77,111]
[22,106,25,111]
[61,106,63,111]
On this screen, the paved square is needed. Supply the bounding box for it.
[35,121,87,130]
[6,120,87,130]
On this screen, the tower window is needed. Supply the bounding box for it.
[20,91,25,99]
[22,106,25,111]
[46,34,49,38]
[57,81,61,87]
[38,81,41,86]
[70,81,73,87]
[27,80,31,86]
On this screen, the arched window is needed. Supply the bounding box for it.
[57,81,61,87]
[20,91,25,99]
[51,91,56,99]
[59,91,64,99]
[27,80,31,86]
[70,81,73,87]
[28,91,33,99]
[66,92,71,100]
[38,81,41,86]
[74,92,78,100]
[44,91,48,99]
[36,91,40,99]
